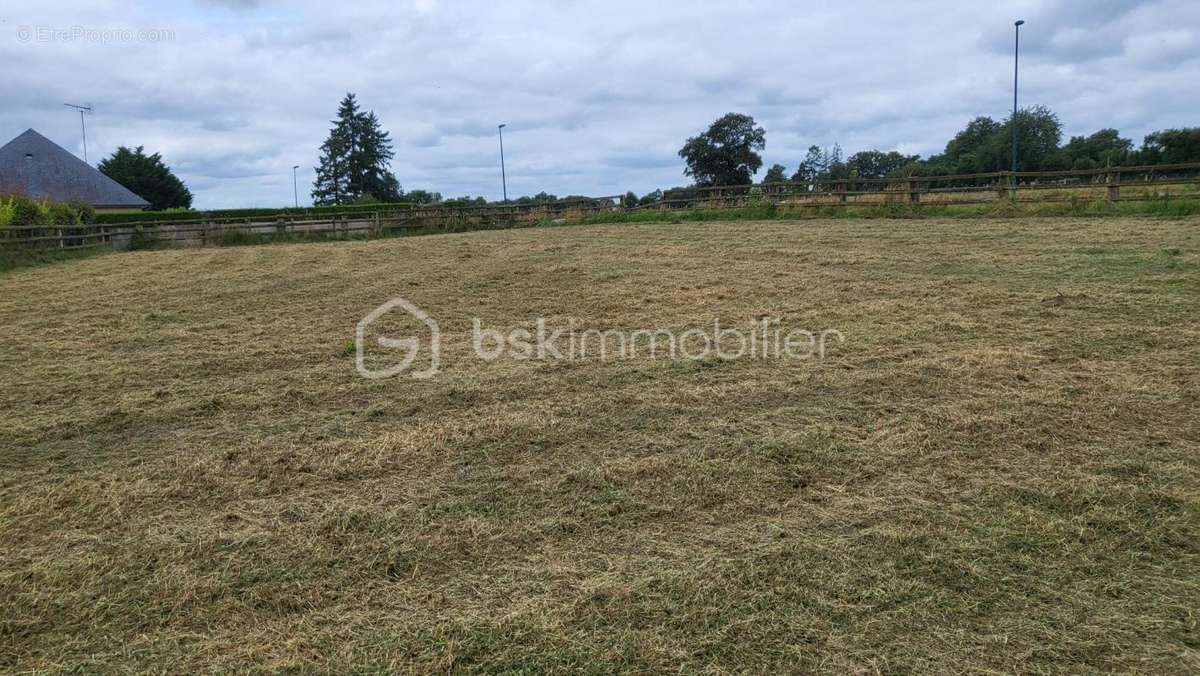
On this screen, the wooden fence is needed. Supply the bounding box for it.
[3,162,1200,253]
[0,197,623,252]
[634,162,1200,211]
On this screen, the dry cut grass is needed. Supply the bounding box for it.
[1,217,1198,672]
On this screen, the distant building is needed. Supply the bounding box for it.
[0,129,149,212]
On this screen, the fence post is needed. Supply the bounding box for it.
[1106,169,1120,205]
[908,180,920,205]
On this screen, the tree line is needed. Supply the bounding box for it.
[312,97,1199,209]
[668,110,1200,198]
[89,93,1199,211]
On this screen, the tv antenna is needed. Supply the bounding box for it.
[63,103,93,163]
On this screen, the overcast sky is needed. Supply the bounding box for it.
[2,0,1197,208]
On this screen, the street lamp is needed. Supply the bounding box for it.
[498,123,508,203]
[292,165,300,208]
[1012,20,1025,187]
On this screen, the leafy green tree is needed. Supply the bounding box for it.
[98,146,192,210]
[790,144,847,186]
[935,106,1062,173]
[678,113,766,186]
[943,117,1002,172]
[1061,128,1132,168]
[1139,128,1200,164]
[846,150,919,179]
[312,93,402,206]
[761,163,788,184]
[791,145,824,188]
[999,105,1064,171]
[404,190,442,204]
[900,156,950,177]
[516,191,559,205]
[622,191,639,207]
[822,144,850,181]
[441,196,488,207]
[638,189,663,206]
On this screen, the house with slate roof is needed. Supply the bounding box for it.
[0,129,150,212]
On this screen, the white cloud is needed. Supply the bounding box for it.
[2,0,1197,208]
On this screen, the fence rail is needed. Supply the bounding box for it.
[633,162,1200,211]
[4,162,1200,253]
[0,197,624,252]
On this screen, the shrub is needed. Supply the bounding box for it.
[0,194,99,233]
[0,196,15,226]
[5,195,46,225]
[66,200,96,225]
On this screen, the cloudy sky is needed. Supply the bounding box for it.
[2,0,1197,208]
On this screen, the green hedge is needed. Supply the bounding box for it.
[94,201,414,225]
[0,194,96,226]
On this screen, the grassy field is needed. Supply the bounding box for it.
[1,217,1198,672]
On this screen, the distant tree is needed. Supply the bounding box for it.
[638,189,663,206]
[791,145,824,189]
[404,189,442,204]
[1000,105,1063,172]
[943,117,1003,172]
[516,191,559,205]
[98,146,192,210]
[634,106,1196,201]
[662,186,699,207]
[762,163,788,184]
[311,94,356,205]
[1061,128,1132,168]
[933,106,1062,173]
[1139,128,1200,164]
[312,93,401,206]
[823,145,851,181]
[354,110,402,202]
[847,150,920,179]
[790,144,847,187]
[442,196,488,207]
[901,156,950,177]
[622,191,639,207]
[679,113,766,186]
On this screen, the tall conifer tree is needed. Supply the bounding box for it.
[312,93,401,205]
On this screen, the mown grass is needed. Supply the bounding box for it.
[0,247,110,274]
[0,217,1197,672]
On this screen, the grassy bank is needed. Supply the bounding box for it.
[581,196,1200,225]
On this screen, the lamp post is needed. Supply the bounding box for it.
[498,123,508,203]
[1012,20,1025,189]
[292,165,300,208]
